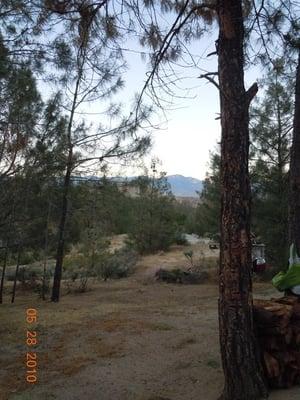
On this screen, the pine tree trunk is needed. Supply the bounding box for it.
[50,41,84,302]
[1,200,15,304]
[0,245,8,304]
[11,245,21,303]
[217,1,268,399]
[42,201,51,300]
[51,150,72,302]
[289,49,300,254]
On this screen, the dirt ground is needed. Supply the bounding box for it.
[1,243,300,400]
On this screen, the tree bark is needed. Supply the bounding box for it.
[11,244,21,303]
[289,48,300,254]
[0,245,8,304]
[217,1,268,399]
[42,201,51,300]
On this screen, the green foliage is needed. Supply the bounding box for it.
[155,267,209,284]
[62,245,137,285]
[173,200,198,234]
[73,177,132,237]
[97,247,138,280]
[174,233,188,245]
[195,151,221,237]
[184,250,194,268]
[251,166,289,268]
[0,37,43,183]
[194,65,293,269]
[62,249,101,293]
[250,64,293,268]
[128,170,178,254]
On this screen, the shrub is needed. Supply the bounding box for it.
[6,264,51,298]
[62,252,97,293]
[17,266,38,284]
[97,247,138,280]
[61,246,137,290]
[5,268,17,281]
[175,233,188,246]
[155,268,208,284]
[19,251,37,265]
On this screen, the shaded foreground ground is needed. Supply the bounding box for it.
[1,245,300,400]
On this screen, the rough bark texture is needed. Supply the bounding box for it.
[289,49,300,254]
[217,1,268,399]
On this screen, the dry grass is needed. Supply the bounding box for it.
[2,240,298,400]
[87,336,125,358]
[173,336,198,350]
[59,357,94,376]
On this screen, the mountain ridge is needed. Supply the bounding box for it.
[166,175,203,197]
[71,174,203,198]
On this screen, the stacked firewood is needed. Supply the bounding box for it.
[253,296,300,388]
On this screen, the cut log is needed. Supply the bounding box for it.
[263,352,280,378]
[253,297,300,389]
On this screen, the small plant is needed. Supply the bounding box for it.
[151,322,173,331]
[184,250,194,269]
[206,359,220,369]
[77,271,89,293]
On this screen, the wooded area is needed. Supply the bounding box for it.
[1,1,300,400]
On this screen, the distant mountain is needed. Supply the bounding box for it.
[71,174,203,198]
[166,175,203,198]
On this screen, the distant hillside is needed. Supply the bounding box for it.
[166,175,203,198]
[72,174,203,198]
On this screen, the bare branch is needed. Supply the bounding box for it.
[198,72,220,91]
[136,1,216,117]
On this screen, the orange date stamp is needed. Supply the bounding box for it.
[25,308,38,383]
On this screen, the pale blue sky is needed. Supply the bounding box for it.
[46,20,263,180]
[112,31,261,180]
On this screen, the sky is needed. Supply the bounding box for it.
[107,31,262,180]
[118,34,222,180]
[71,36,222,180]
[49,12,264,181]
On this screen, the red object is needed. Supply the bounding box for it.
[253,259,267,273]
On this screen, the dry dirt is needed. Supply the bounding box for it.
[1,242,300,400]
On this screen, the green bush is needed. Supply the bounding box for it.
[127,173,178,254]
[19,251,37,265]
[17,266,38,284]
[5,268,17,281]
[97,247,138,280]
[175,233,188,246]
[62,252,97,293]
